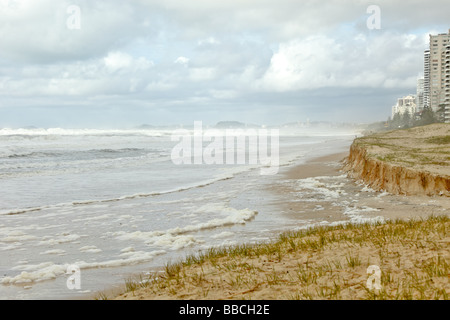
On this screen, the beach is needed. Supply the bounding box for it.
[3,0,450,304]
[277,152,448,223]
[113,133,449,300]
[1,126,448,300]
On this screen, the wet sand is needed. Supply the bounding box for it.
[275,152,449,224]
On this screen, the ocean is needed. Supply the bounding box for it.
[0,126,361,299]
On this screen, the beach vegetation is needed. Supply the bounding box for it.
[112,215,449,300]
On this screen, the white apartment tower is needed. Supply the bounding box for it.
[416,77,424,112]
[445,44,450,123]
[424,49,430,109]
[392,95,417,119]
[424,29,450,122]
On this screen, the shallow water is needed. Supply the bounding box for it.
[0,127,361,299]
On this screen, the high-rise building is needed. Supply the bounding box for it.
[416,77,424,112]
[444,44,450,123]
[424,29,450,122]
[424,50,430,109]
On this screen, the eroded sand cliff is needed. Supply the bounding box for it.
[345,124,450,197]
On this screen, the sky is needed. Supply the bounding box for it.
[0,0,449,128]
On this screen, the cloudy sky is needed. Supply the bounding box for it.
[0,0,449,128]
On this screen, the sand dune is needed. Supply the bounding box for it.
[345,124,450,196]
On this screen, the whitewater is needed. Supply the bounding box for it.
[0,126,361,299]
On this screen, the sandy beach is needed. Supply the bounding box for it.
[110,148,449,300]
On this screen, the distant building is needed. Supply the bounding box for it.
[424,50,430,109]
[445,44,450,123]
[416,77,424,112]
[392,95,417,119]
[423,29,450,123]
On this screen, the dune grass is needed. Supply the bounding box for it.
[353,123,450,171]
[106,215,449,300]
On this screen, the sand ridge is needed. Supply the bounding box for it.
[345,124,450,196]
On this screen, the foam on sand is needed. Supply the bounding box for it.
[115,204,258,249]
[40,249,66,255]
[296,175,348,200]
[0,250,166,285]
[79,245,102,253]
[2,262,68,284]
